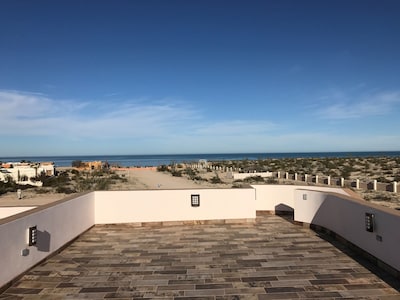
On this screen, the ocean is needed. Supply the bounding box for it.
[1,151,400,167]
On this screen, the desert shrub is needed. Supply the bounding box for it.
[95,179,110,190]
[0,180,34,195]
[0,182,12,195]
[56,186,76,194]
[244,176,264,183]
[266,177,278,184]
[157,165,169,172]
[92,170,105,177]
[210,175,223,184]
[110,174,122,180]
[35,188,50,194]
[184,168,197,180]
[372,194,393,201]
[41,173,70,187]
[18,184,34,190]
[340,166,353,179]
[171,170,182,177]
[71,169,80,175]
[71,160,84,168]
[76,178,92,192]
[376,176,391,183]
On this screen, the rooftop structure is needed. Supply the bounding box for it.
[1,185,400,299]
[2,214,400,299]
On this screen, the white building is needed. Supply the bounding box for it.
[0,162,55,186]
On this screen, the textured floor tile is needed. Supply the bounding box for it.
[2,215,399,299]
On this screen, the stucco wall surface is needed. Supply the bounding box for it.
[0,193,94,288]
[233,172,273,180]
[94,189,256,224]
[0,207,36,219]
[294,189,400,272]
[252,185,349,212]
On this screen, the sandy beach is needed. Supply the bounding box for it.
[110,168,204,190]
[0,168,230,207]
[1,156,399,209]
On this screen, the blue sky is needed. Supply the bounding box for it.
[1,0,400,156]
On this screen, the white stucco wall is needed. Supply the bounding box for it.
[233,172,273,180]
[294,189,400,272]
[95,189,256,224]
[0,193,94,288]
[0,163,54,185]
[252,185,349,212]
[0,207,36,219]
[2,186,400,289]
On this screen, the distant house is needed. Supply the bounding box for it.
[40,162,56,176]
[75,161,104,170]
[0,162,55,186]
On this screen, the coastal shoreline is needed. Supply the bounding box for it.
[1,151,400,167]
[1,155,399,209]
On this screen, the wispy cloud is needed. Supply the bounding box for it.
[315,89,400,120]
[0,90,55,118]
[0,90,87,119]
[194,120,276,136]
[0,90,200,138]
[2,89,400,155]
[0,90,275,143]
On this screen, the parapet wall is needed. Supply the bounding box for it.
[0,207,36,219]
[94,188,256,224]
[252,184,349,212]
[0,193,94,289]
[233,172,273,180]
[0,188,256,289]
[1,186,399,290]
[294,189,400,273]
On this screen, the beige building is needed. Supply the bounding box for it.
[76,161,107,170]
[0,162,55,186]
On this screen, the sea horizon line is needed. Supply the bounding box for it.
[2,150,400,159]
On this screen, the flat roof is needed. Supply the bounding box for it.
[2,214,399,299]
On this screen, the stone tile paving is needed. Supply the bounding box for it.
[1,215,400,299]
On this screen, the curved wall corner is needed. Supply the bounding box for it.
[294,189,400,273]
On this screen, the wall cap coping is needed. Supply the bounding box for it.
[0,192,92,225]
[295,187,400,217]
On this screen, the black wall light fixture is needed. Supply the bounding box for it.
[365,213,375,232]
[191,194,200,207]
[28,226,38,246]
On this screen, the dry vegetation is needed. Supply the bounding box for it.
[1,156,399,210]
[0,168,128,196]
[157,156,400,210]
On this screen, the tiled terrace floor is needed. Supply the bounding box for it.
[2,215,400,299]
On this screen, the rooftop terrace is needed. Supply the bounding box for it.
[2,213,399,299]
